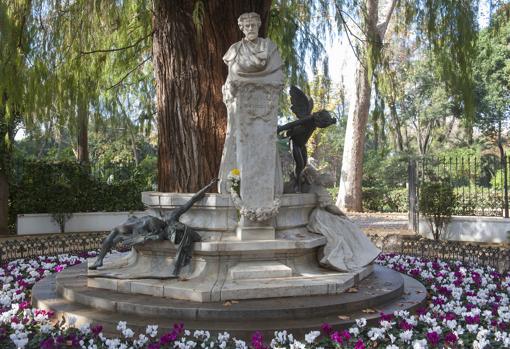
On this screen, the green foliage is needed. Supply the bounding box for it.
[419,179,457,240]
[474,4,510,142]
[414,0,478,131]
[359,151,409,212]
[361,187,408,213]
[8,161,149,231]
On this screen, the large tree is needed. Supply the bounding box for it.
[153,1,272,192]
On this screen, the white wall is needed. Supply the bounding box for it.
[419,216,510,243]
[17,211,146,235]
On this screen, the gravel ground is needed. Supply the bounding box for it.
[346,212,416,236]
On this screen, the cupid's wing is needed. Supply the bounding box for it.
[290,85,313,119]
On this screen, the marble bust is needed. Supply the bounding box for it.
[223,12,283,84]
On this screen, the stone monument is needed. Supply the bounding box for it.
[32,12,426,339]
[218,12,283,240]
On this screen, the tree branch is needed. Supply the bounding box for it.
[80,30,154,55]
[106,55,151,90]
[377,0,398,38]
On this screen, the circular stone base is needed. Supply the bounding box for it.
[33,264,426,340]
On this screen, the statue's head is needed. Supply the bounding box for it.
[313,110,337,128]
[238,12,261,42]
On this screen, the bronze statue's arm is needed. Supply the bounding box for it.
[277,117,313,134]
[171,179,218,220]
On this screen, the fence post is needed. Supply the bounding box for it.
[408,159,418,232]
[504,153,509,218]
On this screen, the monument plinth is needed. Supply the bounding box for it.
[228,81,283,240]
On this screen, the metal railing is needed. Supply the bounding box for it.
[0,232,508,273]
[409,155,510,218]
[368,233,510,272]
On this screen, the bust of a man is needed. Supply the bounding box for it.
[223,12,283,83]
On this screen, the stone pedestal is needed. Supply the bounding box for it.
[223,81,283,240]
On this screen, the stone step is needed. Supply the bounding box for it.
[32,266,426,341]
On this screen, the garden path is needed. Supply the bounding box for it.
[348,212,415,236]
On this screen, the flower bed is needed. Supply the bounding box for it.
[0,253,509,348]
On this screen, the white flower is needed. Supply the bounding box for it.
[304,330,320,344]
[9,330,29,349]
[122,327,134,338]
[234,338,248,349]
[386,345,399,349]
[399,330,413,343]
[349,327,360,336]
[80,323,91,335]
[368,327,385,341]
[412,339,428,349]
[146,324,158,338]
[356,318,367,328]
[116,321,127,332]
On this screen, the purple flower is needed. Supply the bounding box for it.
[380,312,393,321]
[330,331,343,344]
[54,265,65,273]
[148,343,161,349]
[91,324,103,335]
[444,312,456,321]
[341,330,351,341]
[41,338,55,349]
[399,320,413,330]
[19,301,30,310]
[444,332,457,343]
[465,315,480,325]
[354,339,366,349]
[426,331,440,346]
[160,331,178,345]
[321,322,332,335]
[251,331,266,349]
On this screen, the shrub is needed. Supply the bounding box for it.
[9,160,149,231]
[419,179,457,240]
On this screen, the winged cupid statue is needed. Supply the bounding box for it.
[277,86,336,192]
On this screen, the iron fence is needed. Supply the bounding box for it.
[0,232,107,263]
[410,154,510,218]
[368,234,510,272]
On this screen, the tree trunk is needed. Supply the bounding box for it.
[389,102,404,152]
[153,0,272,193]
[336,0,396,211]
[0,172,9,235]
[76,92,89,164]
[336,59,373,211]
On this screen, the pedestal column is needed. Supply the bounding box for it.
[225,81,283,240]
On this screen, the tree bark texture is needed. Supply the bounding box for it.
[153,0,272,192]
[336,0,396,211]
